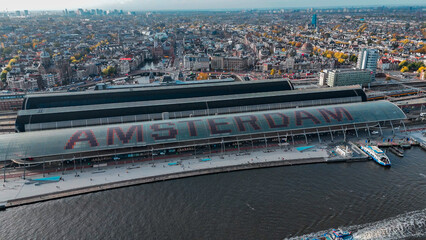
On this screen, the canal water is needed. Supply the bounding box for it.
[0,147,425,239]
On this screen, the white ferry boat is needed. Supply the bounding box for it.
[360,145,391,167]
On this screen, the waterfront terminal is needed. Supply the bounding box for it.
[1,80,425,209]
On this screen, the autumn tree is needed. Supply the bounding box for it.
[197,72,209,80]
[400,66,409,73]
[102,66,117,76]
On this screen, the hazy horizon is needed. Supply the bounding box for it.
[0,0,425,12]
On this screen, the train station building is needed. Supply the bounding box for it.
[2,101,406,165]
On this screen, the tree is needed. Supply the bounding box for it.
[102,66,117,76]
[418,66,426,73]
[408,62,424,71]
[400,66,409,73]
[0,70,7,82]
[270,69,275,75]
[197,72,208,80]
[334,52,343,59]
[385,76,391,81]
[399,60,408,69]
[349,55,358,63]
[8,58,17,65]
[414,45,426,54]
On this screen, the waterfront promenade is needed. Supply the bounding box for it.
[2,125,425,209]
[1,144,358,208]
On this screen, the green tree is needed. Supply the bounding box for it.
[102,66,117,76]
[407,62,424,71]
[398,60,409,69]
[349,55,358,63]
[1,71,7,83]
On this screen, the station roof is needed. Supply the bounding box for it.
[1,101,405,161]
[17,85,366,122]
[23,79,294,109]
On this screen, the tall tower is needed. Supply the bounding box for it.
[311,14,317,28]
[357,48,379,81]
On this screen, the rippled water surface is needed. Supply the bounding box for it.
[1,147,425,239]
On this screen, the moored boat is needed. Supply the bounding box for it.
[389,146,404,157]
[360,145,391,167]
[305,229,354,240]
[400,143,411,149]
[420,142,426,151]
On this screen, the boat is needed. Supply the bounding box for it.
[389,146,404,157]
[399,143,411,149]
[420,142,426,151]
[305,229,354,240]
[360,145,391,167]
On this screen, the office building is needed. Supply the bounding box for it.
[312,14,317,28]
[357,48,379,81]
[322,69,373,87]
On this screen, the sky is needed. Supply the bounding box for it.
[1,0,425,11]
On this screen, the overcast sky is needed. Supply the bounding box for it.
[1,0,424,11]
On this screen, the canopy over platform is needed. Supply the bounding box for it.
[0,101,406,162]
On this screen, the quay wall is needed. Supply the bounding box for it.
[4,156,367,209]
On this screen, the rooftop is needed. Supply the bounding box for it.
[2,101,406,161]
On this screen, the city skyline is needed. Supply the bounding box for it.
[1,0,425,11]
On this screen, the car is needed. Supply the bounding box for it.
[372,131,379,135]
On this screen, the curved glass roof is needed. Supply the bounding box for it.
[0,101,406,161]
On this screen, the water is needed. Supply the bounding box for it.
[1,148,425,239]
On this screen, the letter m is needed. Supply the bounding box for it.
[318,107,353,123]
[107,125,143,145]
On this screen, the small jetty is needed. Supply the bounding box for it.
[421,142,426,151]
[335,145,353,157]
[389,146,404,157]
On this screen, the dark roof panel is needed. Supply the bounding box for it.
[16,86,366,131]
[23,79,294,109]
